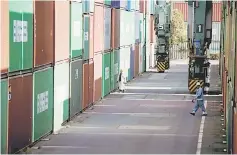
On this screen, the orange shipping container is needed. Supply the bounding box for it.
[111,8,120,49]
[89,60,94,104]
[93,53,102,102]
[54,1,70,63]
[94,4,104,53]
[34,1,54,67]
[1,1,9,75]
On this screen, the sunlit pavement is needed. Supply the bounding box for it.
[27,60,225,154]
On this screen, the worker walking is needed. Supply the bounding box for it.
[190,82,207,116]
[117,69,126,93]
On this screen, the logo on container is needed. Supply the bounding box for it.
[37,91,49,114]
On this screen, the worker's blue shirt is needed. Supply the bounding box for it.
[196,87,204,100]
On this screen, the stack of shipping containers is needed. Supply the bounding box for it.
[172,1,221,54]
[0,0,156,153]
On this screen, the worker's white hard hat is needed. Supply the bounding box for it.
[196,82,200,86]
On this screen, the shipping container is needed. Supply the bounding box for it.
[1,79,8,154]
[104,7,111,51]
[89,60,94,104]
[129,11,135,45]
[82,0,94,13]
[70,1,83,59]
[94,53,102,102]
[145,43,150,71]
[104,0,111,6]
[134,44,140,76]
[83,61,89,109]
[110,49,120,91]
[33,67,53,142]
[139,0,147,13]
[94,4,104,53]
[172,2,188,21]
[126,0,135,11]
[120,47,130,80]
[83,15,90,60]
[8,74,32,153]
[1,1,9,75]
[135,12,140,43]
[34,1,54,68]
[111,0,126,9]
[111,8,120,49]
[150,15,155,43]
[135,0,140,11]
[9,1,33,72]
[150,0,155,15]
[212,2,221,22]
[150,43,155,68]
[89,14,94,59]
[145,14,150,43]
[102,52,111,97]
[55,1,70,63]
[139,43,145,73]
[140,13,145,43]
[53,61,70,132]
[94,0,104,4]
[70,58,83,118]
[120,9,126,46]
[129,45,135,80]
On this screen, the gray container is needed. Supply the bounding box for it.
[104,7,111,51]
[70,59,83,119]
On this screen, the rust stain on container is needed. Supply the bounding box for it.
[1,1,9,74]
[8,74,33,153]
[135,44,140,77]
[83,61,89,109]
[94,3,104,53]
[54,1,70,63]
[111,8,120,49]
[89,60,94,104]
[89,14,94,59]
[94,54,102,102]
[34,1,54,67]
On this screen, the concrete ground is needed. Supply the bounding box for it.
[26,59,226,154]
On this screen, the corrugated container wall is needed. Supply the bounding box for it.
[94,53,102,102]
[89,14,94,59]
[135,0,140,11]
[34,1,54,67]
[140,13,145,43]
[1,79,8,154]
[55,1,70,63]
[8,74,33,153]
[172,2,221,22]
[70,2,83,59]
[120,9,125,47]
[94,0,104,4]
[111,1,120,9]
[104,0,111,6]
[139,0,147,13]
[89,61,94,104]
[83,61,89,109]
[146,15,150,43]
[83,15,90,60]
[111,8,120,49]
[150,15,155,43]
[150,0,155,15]
[1,1,9,75]
[94,4,104,53]
[82,0,94,13]
[130,11,135,45]
[146,0,150,15]
[209,22,221,54]
[10,1,33,72]
[104,7,111,51]
[135,12,140,43]
[126,0,135,11]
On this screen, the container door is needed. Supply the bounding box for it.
[143,44,146,72]
[53,62,70,132]
[104,7,111,51]
[1,79,8,154]
[70,59,83,118]
[83,15,89,60]
[33,68,53,142]
[94,54,102,102]
[83,61,89,109]
[114,49,120,89]
[89,61,94,104]
[110,51,115,91]
[130,45,135,80]
[9,1,33,72]
[70,2,83,59]
[139,43,143,73]
[102,52,111,97]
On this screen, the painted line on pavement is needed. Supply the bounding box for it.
[196,100,207,154]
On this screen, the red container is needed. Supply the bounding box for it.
[93,54,102,102]
[173,2,188,21]
[89,14,94,59]
[111,8,120,49]
[89,60,94,104]
[54,1,70,63]
[150,15,155,43]
[83,61,89,109]
[1,1,9,74]
[8,74,33,153]
[212,2,221,22]
[94,4,104,53]
[139,0,146,13]
[34,1,54,67]
[134,44,140,77]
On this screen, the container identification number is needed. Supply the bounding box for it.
[13,20,28,43]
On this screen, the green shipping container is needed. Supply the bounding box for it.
[110,49,120,91]
[32,67,54,142]
[1,79,8,154]
[70,2,83,58]
[9,1,33,72]
[102,52,111,97]
[104,0,111,6]
[142,44,146,72]
[83,15,89,60]
[53,62,70,132]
